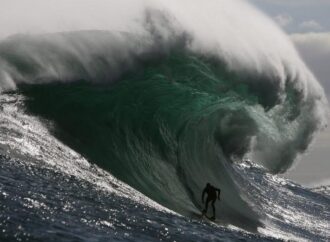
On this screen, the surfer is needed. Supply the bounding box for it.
[202,183,221,220]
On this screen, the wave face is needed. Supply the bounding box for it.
[0,0,328,236]
[15,48,325,228]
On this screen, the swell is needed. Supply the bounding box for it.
[17,51,323,230]
[0,0,327,233]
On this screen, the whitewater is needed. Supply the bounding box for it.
[0,0,329,241]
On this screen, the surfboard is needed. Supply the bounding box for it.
[201,212,223,224]
[190,210,220,224]
[203,213,216,221]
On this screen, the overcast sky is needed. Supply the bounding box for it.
[248,0,330,186]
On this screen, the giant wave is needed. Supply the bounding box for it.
[0,0,328,240]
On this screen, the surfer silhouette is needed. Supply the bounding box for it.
[202,183,221,220]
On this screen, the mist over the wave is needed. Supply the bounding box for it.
[0,0,325,90]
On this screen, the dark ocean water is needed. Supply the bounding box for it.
[0,154,279,242]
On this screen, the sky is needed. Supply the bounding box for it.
[248,0,330,186]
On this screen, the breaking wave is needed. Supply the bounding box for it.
[0,0,327,232]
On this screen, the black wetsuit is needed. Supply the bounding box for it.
[202,184,220,218]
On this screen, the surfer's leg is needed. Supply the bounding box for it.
[204,201,209,213]
[211,199,216,218]
[204,197,211,214]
